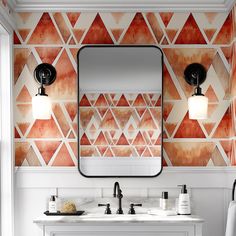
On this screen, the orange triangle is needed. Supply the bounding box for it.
[221,46,231,64]
[27,118,62,138]
[117,133,129,145]
[80,108,94,129]
[121,13,155,44]
[165,122,177,137]
[97,108,108,118]
[97,146,108,156]
[202,122,216,136]
[15,127,21,138]
[128,124,135,132]
[163,65,181,100]
[204,28,216,42]
[52,144,74,166]
[65,102,77,121]
[112,108,133,129]
[161,37,169,45]
[28,13,62,44]
[117,94,129,106]
[66,12,81,27]
[94,132,108,145]
[94,94,108,106]
[69,37,76,45]
[48,50,77,100]
[136,108,146,117]
[35,141,61,165]
[16,86,32,102]
[175,14,206,44]
[17,122,30,135]
[142,147,152,157]
[73,29,85,43]
[133,131,146,145]
[140,110,157,130]
[135,146,145,156]
[146,13,163,43]
[101,110,119,129]
[35,47,62,64]
[68,130,76,139]
[15,142,30,166]
[111,29,123,41]
[19,29,31,42]
[205,85,218,102]
[80,133,91,145]
[213,108,232,138]
[133,94,146,106]
[104,147,114,157]
[214,13,232,44]
[159,12,174,27]
[155,96,162,106]
[82,14,113,44]
[80,94,91,106]
[165,29,178,42]
[14,32,21,44]
[163,102,174,121]
[174,112,206,138]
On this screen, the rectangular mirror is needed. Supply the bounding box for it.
[78,45,163,177]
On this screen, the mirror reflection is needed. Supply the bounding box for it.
[78,46,163,177]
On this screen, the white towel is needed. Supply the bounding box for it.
[225,201,236,236]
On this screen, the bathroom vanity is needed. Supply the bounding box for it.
[34,214,203,236]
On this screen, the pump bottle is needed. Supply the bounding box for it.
[177,185,191,215]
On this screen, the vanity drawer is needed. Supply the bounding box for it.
[44,225,200,236]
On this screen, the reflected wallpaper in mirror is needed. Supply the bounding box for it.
[78,46,163,177]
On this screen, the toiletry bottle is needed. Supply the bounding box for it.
[177,185,191,215]
[161,192,168,210]
[49,195,57,213]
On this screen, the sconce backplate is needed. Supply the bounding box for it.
[34,63,56,86]
[184,63,207,86]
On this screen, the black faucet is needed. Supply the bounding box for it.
[113,182,123,214]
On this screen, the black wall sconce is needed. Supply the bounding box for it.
[32,63,56,120]
[184,63,208,120]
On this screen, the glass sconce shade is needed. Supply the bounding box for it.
[32,95,51,120]
[32,63,56,120]
[188,95,208,120]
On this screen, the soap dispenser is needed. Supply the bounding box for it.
[177,185,191,215]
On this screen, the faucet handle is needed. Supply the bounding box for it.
[128,203,142,215]
[98,203,112,214]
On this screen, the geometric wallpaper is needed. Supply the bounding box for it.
[79,93,162,158]
[13,9,235,166]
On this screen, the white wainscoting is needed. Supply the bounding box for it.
[14,167,236,236]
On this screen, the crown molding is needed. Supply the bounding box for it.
[7,0,235,12]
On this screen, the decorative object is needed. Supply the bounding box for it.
[32,63,56,120]
[184,63,208,120]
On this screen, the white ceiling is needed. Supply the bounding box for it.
[8,0,235,12]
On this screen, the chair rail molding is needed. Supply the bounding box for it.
[8,0,235,12]
[15,166,236,190]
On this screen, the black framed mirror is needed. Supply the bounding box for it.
[78,45,163,177]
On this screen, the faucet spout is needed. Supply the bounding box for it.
[113,182,123,214]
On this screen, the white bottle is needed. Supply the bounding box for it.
[177,185,191,215]
[49,195,57,213]
[160,192,168,210]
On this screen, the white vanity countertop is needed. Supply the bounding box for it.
[34,213,204,225]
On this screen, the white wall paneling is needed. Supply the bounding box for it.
[15,167,235,236]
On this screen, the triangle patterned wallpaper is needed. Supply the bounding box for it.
[13,9,236,166]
